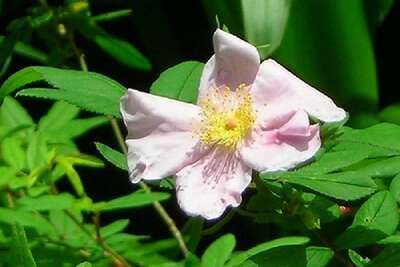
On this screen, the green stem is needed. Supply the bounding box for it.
[110,116,189,256]
[64,210,132,267]
[69,31,188,257]
[202,210,234,236]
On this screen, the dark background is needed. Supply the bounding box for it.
[1,0,400,249]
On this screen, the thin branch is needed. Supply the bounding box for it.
[68,31,189,257]
[202,210,234,236]
[64,210,132,267]
[110,117,189,256]
[318,232,354,267]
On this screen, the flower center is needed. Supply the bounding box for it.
[197,84,255,149]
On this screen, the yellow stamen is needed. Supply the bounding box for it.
[196,84,255,149]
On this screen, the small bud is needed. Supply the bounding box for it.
[57,23,67,36]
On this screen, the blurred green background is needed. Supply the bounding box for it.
[1,0,399,252]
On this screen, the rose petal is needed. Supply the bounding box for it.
[240,110,321,172]
[251,59,346,123]
[176,148,251,219]
[121,89,201,138]
[198,29,260,102]
[121,89,205,182]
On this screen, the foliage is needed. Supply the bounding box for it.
[1,0,399,267]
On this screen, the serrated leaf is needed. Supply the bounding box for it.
[250,245,307,267]
[10,223,37,267]
[95,142,127,170]
[1,96,34,138]
[334,123,400,157]
[150,61,204,104]
[38,101,80,131]
[26,132,47,170]
[366,245,400,267]
[298,150,368,175]
[58,154,104,168]
[226,236,309,267]
[92,191,170,212]
[356,157,400,178]
[49,117,108,141]
[16,193,75,211]
[335,191,399,248]
[263,171,376,201]
[201,234,235,267]
[390,173,400,204]
[348,249,370,267]
[306,246,334,267]
[79,22,151,71]
[1,66,126,116]
[1,136,26,170]
[100,219,130,238]
[91,9,132,23]
[0,208,54,234]
[56,159,85,196]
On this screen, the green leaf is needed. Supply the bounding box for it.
[1,136,26,170]
[298,150,368,175]
[390,173,400,204]
[241,0,292,58]
[379,103,400,125]
[57,154,104,168]
[275,0,378,119]
[307,195,341,224]
[150,61,204,104]
[92,191,170,212]
[364,0,396,35]
[26,132,47,170]
[91,9,133,23]
[334,123,400,157]
[100,219,130,238]
[335,191,399,248]
[306,247,334,267]
[182,217,204,252]
[1,96,34,132]
[348,249,370,267]
[48,117,108,141]
[10,223,37,267]
[95,142,127,170]
[1,66,126,117]
[76,262,92,267]
[16,193,75,211]
[262,171,376,201]
[250,245,307,267]
[56,158,85,196]
[201,234,235,267]
[366,245,400,267]
[356,157,400,178]
[79,22,151,71]
[226,236,309,267]
[0,166,17,188]
[38,101,80,132]
[0,207,54,234]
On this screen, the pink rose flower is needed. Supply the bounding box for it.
[121,29,346,219]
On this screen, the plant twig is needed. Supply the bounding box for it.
[69,31,189,257]
[318,232,354,267]
[64,210,132,267]
[202,210,234,236]
[110,116,189,256]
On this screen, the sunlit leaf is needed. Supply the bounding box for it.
[201,234,235,267]
[150,61,204,104]
[335,191,399,248]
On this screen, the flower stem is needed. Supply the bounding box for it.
[69,29,189,257]
[110,116,189,256]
